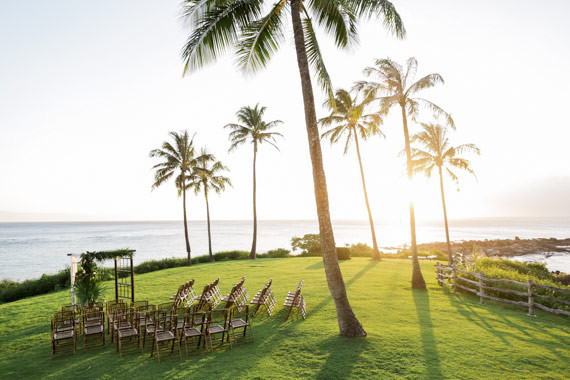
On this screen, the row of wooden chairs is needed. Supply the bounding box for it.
[171,279,198,308]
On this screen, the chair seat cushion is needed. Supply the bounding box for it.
[230,319,247,329]
[155,331,175,342]
[54,330,74,340]
[207,325,225,334]
[84,325,104,335]
[182,327,202,337]
[118,328,138,338]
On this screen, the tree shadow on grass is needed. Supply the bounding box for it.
[314,336,370,380]
[412,290,444,380]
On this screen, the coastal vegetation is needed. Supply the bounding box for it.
[356,57,455,290]
[224,104,283,260]
[410,122,480,263]
[1,258,568,379]
[181,0,408,337]
[319,89,383,260]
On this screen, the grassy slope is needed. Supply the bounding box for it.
[0,258,568,380]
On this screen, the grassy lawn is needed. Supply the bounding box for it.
[0,258,568,379]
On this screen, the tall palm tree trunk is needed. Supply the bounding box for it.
[182,178,192,266]
[250,143,257,259]
[205,187,214,262]
[353,129,381,260]
[291,0,365,337]
[438,166,453,264]
[400,105,425,289]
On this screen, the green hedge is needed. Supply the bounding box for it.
[257,248,291,258]
[0,269,71,303]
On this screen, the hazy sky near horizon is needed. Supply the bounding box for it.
[1,0,570,223]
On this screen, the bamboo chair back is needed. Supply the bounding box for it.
[251,279,276,316]
[284,280,306,321]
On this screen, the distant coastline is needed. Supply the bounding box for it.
[1,218,569,281]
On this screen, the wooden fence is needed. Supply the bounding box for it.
[436,263,570,317]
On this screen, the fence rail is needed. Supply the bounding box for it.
[436,262,570,317]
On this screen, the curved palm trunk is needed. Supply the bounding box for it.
[291,0,365,337]
[249,143,257,259]
[182,177,192,266]
[204,187,214,262]
[353,129,381,260]
[400,105,425,289]
[438,166,453,264]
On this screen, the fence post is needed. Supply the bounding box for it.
[452,264,457,294]
[478,271,485,304]
[527,279,535,317]
[436,263,442,286]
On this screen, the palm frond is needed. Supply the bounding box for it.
[236,1,287,73]
[181,0,262,75]
[302,15,334,102]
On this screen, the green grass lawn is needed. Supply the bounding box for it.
[1,258,568,379]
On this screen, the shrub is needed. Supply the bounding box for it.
[390,248,447,261]
[349,243,373,257]
[134,258,187,274]
[0,268,71,303]
[336,247,351,260]
[292,234,321,256]
[257,248,291,258]
[213,250,249,261]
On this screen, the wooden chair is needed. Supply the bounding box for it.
[228,305,254,345]
[284,280,306,321]
[51,313,76,358]
[194,283,213,312]
[251,279,277,316]
[136,304,156,335]
[179,311,208,356]
[142,309,164,349]
[222,277,249,311]
[59,307,81,333]
[82,310,105,350]
[150,312,180,362]
[205,309,231,352]
[158,301,175,314]
[109,303,128,343]
[115,310,140,357]
[209,278,223,309]
[106,300,126,338]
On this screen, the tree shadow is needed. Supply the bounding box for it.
[412,290,444,380]
[306,260,324,270]
[314,336,370,380]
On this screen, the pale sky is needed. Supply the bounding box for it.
[1,0,570,223]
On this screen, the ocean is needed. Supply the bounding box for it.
[1,218,569,281]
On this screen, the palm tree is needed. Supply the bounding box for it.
[319,89,383,260]
[149,131,198,266]
[356,57,454,290]
[180,0,404,336]
[224,104,282,260]
[188,147,232,262]
[411,122,479,264]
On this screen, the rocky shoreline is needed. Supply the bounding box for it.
[394,237,570,258]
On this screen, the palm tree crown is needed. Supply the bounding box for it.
[320,89,383,154]
[225,104,283,152]
[411,123,480,184]
[149,131,196,194]
[190,148,232,195]
[356,57,454,127]
[181,0,405,100]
